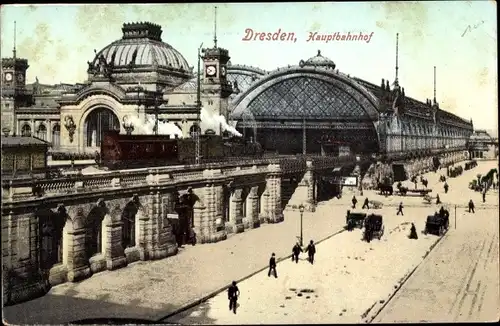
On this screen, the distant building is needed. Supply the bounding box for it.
[468,129,498,159]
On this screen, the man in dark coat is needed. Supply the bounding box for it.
[409,222,418,239]
[305,240,316,264]
[468,199,475,213]
[268,253,277,278]
[444,182,449,194]
[397,202,404,216]
[364,221,373,243]
[352,195,358,209]
[362,197,370,209]
[227,281,240,314]
[436,194,441,205]
[292,243,302,263]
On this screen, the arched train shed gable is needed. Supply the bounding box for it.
[230,68,380,122]
[227,64,267,95]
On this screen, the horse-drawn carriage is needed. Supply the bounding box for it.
[464,160,478,171]
[378,183,393,196]
[346,210,367,230]
[397,183,432,197]
[424,208,449,236]
[363,214,384,242]
[448,165,463,178]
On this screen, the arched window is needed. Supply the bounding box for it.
[122,202,137,248]
[86,208,105,258]
[84,107,120,148]
[37,124,47,141]
[21,124,31,137]
[52,124,61,149]
[38,208,66,270]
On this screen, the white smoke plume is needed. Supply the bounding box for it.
[200,107,242,137]
[126,115,183,138]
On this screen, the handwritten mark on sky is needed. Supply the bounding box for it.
[461,20,485,37]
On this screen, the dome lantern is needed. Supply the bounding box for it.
[299,50,336,70]
[122,22,163,42]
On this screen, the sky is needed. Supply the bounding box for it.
[1,2,497,134]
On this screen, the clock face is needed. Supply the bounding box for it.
[17,74,24,82]
[221,66,226,77]
[205,65,217,77]
[5,73,13,82]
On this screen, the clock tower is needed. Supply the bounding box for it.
[199,7,233,136]
[201,46,233,134]
[1,22,30,136]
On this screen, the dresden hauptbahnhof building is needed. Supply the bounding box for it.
[0,21,486,158]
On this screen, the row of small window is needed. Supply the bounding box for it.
[2,153,46,171]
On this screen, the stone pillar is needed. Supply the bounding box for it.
[301,161,316,211]
[161,192,178,247]
[65,207,91,282]
[260,188,270,223]
[137,195,151,261]
[192,198,207,238]
[46,119,52,143]
[200,181,227,243]
[103,204,127,270]
[229,188,245,233]
[266,164,283,223]
[144,191,177,260]
[246,186,260,228]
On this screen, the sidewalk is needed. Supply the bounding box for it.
[3,198,346,325]
[374,204,499,322]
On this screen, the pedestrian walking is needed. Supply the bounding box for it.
[268,253,277,278]
[352,195,358,209]
[305,240,316,264]
[292,243,302,263]
[397,202,404,216]
[362,197,370,209]
[409,222,418,239]
[227,281,240,314]
[444,182,449,194]
[482,191,486,203]
[436,194,441,205]
[468,199,475,213]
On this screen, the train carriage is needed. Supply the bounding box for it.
[99,131,264,169]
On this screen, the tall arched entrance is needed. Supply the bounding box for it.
[230,69,381,156]
[84,107,120,149]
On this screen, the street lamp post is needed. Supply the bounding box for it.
[299,204,305,247]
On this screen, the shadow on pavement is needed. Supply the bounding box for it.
[163,301,218,325]
[3,292,179,325]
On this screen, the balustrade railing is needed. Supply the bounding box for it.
[2,154,364,202]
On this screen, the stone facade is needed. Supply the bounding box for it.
[468,130,498,160]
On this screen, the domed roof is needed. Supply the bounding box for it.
[91,22,191,74]
[299,50,336,70]
[470,130,493,141]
